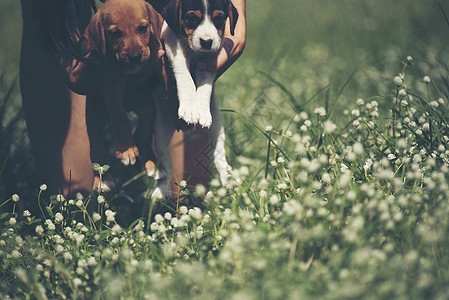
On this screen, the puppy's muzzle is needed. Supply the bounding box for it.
[128,53,143,64]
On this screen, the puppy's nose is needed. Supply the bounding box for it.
[200,38,213,50]
[128,53,142,64]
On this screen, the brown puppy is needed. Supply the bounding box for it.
[67,0,165,191]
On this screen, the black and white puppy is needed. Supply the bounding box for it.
[152,0,238,198]
[161,0,238,127]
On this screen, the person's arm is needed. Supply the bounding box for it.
[197,0,247,78]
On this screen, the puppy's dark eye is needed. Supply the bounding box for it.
[212,14,225,27]
[185,12,201,28]
[110,30,123,39]
[138,25,148,34]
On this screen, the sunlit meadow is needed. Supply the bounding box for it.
[2,0,449,299]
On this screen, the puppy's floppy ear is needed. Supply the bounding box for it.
[84,12,106,56]
[145,2,162,37]
[161,0,183,34]
[145,2,163,54]
[227,0,239,36]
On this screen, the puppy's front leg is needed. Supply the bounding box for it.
[195,70,216,128]
[162,23,198,124]
[208,91,232,185]
[101,78,139,166]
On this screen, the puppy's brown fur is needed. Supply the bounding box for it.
[66,0,165,191]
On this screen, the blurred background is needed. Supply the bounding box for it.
[1,0,449,203]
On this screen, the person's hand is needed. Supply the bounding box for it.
[197,37,239,77]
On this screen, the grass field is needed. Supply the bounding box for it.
[2,0,449,298]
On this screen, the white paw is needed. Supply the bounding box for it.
[178,103,200,124]
[198,108,212,128]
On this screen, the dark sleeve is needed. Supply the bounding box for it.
[146,0,169,14]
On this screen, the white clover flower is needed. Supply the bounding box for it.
[111,224,121,235]
[352,142,363,156]
[277,182,288,190]
[364,158,373,170]
[195,184,207,196]
[324,120,337,134]
[210,178,221,187]
[54,213,64,224]
[394,76,402,86]
[314,107,326,117]
[351,109,360,117]
[322,173,331,184]
[105,210,116,222]
[304,120,312,127]
[387,154,396,160]
[423,76,431,83]
[299,111,309,120]
[35,225,44,235]
[189,207,202,219]
[74,233,85,245]
[356,98,364,106]
[430,100,439,108]
[97,195,105,204]
[416,129,423,135]
[76,200,84,208]
[157,224,166,234]
[269,195,279,205]
[217,187,227,197]
[56,194,65,203]
[154,214,164,224]
[11,194,19,202]
[56,245,64,254]
[307,159,321,173]
[23,210,31,218]
[179,180,187,189]
[179,206,188,215]
[265,125,273,132]
[398,89,407,97]
[87,256,97,266]
[68,199,75,206]
[164,212,172,221]
[293,114,301,122]
[40,184,47,191]
[47,222,56,231]
[277,156,285,164]
[407,56,413,62]
[397,139,407,150]
[11,250,20,259]
[92,213,101,222]
[150,222,158,231]
[438,98,445,105]
[9,218,17,226]
[300,125,308,132]
[73,278,82,288]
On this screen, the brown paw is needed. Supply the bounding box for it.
[115,146,139,166]
[145,160,157,177]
